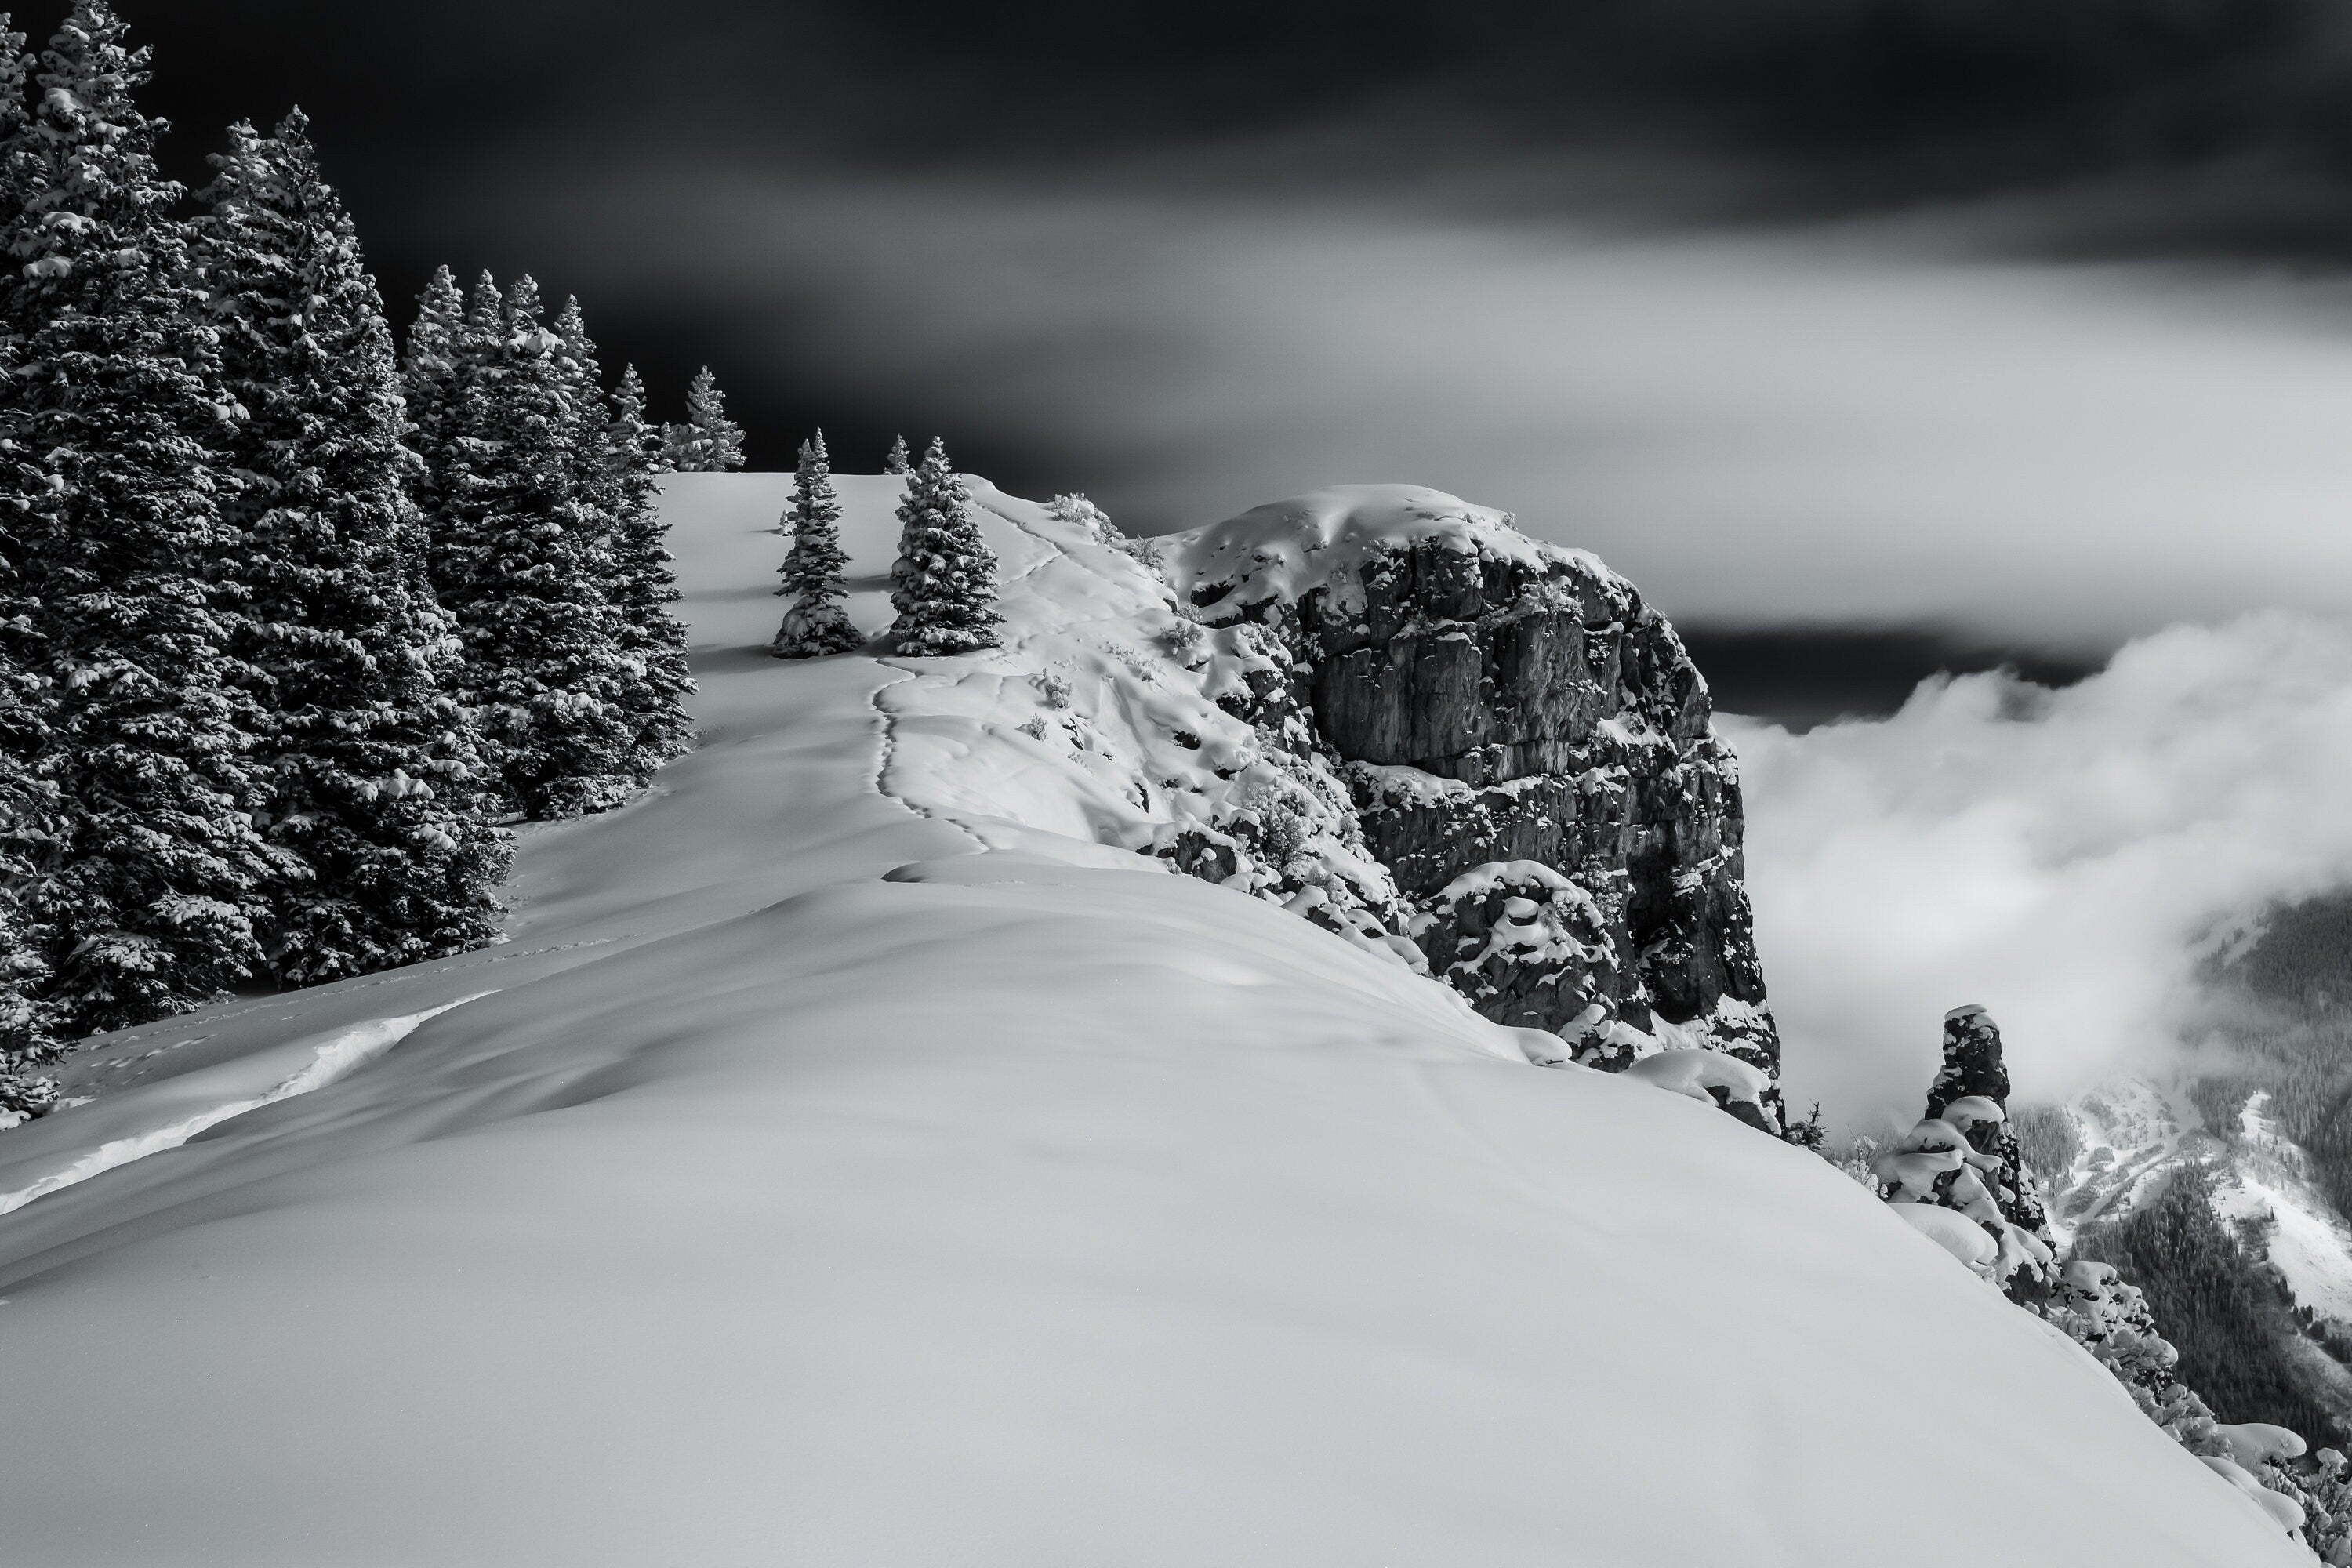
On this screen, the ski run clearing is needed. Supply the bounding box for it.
[0,474,2307,1566]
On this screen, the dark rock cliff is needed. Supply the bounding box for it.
[1156,485,1778,1080]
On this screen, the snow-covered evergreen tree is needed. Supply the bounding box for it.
[0,635,61,1093]
[588,354,694,778]
[660,365,744,472]
[771,431,861,658]
[0,9,62,1075]
[194,110,510,985]
[0,1,281,1034]
[883,434,910,475]
[887,438,1002,657]
[433,274,637,818]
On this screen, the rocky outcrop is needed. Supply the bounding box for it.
[1153,485,1778,1082]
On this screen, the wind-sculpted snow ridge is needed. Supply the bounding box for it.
[0,998,485,1217]
[0,472,2309,1566]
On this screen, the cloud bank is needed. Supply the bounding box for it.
[1727,613,2352,1134]
[503,167,2352,649]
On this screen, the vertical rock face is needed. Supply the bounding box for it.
[1154,485,1777,1080]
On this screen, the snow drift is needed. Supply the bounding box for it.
[0,473,2305,1566]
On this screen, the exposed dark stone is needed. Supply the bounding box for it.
[1186,529,1777,1077]
[1926,1004,2014,1120]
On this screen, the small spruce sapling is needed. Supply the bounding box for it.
[771,431,862,658]
[883,434,910,474]
[887,438,1002,657]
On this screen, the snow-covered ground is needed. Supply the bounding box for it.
[0,474,2307,1566]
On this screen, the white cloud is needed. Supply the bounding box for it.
[506,162,2352,647]
[1727,613,2352,1134]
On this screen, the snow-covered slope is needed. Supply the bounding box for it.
[0,474,2306,1566]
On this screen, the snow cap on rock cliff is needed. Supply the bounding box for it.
[1162,484,1621,618]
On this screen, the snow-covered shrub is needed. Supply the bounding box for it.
[1833,1133,1886,1190]
[1046,492,1121,544]
[1161,615,1207,663]
[1260,800,1308,866]
[0,1061,59,1131]
[1031,669,1073,710]
[1781,1102,1828,1151]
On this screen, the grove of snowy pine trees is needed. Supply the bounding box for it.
[771,432,862,657]
[888,438,1003,656]
[0,0,705,1088]
[661,366,745,472]
[415,274,641,818]
[400,274,696,817]
[194,111,510,983]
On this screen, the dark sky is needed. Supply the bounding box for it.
[114,0,2352,458]
[82,0,2352,717]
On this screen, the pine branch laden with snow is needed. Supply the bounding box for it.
[659,365,745,473]
[193,108,510,986]
[771,430,862,658]
[887,438,1003,658]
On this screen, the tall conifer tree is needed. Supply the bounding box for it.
[661,365,745,471]
[0,1,280,1034]
[887,438,1002,657]
[604,363,695,773]
[771,431,860,658]
[434,274,637,818]
[194,111,509,983]
[0,9,63,1073]
[546,303,691,779]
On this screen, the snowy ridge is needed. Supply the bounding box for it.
[0,996,485,1218]
[0,473,2305,1566]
